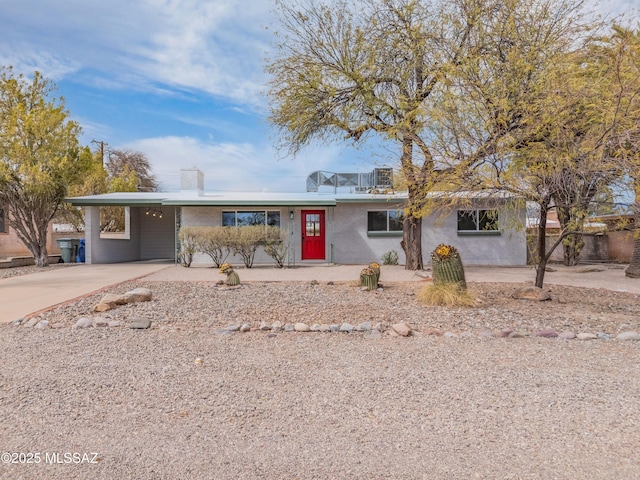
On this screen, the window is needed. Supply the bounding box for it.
[100,206,131,239]
[457,209,499,233]
[222,210,281,227]
[367,210,404,235]
[0,208,6,233]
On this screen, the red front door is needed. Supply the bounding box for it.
[301,210,325,260]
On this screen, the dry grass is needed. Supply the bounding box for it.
[418,282,479,307]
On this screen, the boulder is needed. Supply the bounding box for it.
[124,288,152,304]
[511,286,551,301]
[294,322,310,332]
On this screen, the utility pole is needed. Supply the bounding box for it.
[91,140,108,166]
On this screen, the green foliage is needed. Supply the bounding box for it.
[0,67,86,266]
[264,226,289,268]
[382,250,399,265]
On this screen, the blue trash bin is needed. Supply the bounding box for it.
[77,238,86,263]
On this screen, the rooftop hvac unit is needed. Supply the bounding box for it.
[373,168,393,188]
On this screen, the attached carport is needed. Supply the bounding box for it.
[67,193,177,264]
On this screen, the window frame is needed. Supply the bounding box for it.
[222,210,281,228]
[456,209,501,236]
[367,209,404,237]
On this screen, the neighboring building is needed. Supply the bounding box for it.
[0,207,81,261]
[66,169,527,267]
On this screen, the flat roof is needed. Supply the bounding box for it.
[66,191,409,207]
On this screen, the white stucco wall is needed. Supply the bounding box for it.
[85,206,175,264]
[332,200,526,266]
[180,199,526,267]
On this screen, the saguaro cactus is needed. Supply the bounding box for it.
[431,244,466,289]
[360,267,379,291]
[219,262,241,286]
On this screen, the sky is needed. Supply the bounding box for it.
[0,0,637,193]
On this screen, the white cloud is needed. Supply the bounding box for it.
[0,0,275,106]
[124,136,351,193]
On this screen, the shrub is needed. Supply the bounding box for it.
[264,226,289,268]
[229,225,266,268]
[382,250,399,265]
[178,227,198,267]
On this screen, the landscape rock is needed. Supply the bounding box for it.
[94,302,114,313]
[259,321,271,331]
[284,323,294,332]
[75,317,93,328]
[339,322,354,333]
[511,286,551,301]
[508,332,525,339]
[272,321,282,332]
[330,324,340,332]
[478,330,494,338]
[617,331,640,341]
[101,293,127,305]
[364,330,382,340]
[443,332,458,338]
[496,328,513,338]
[93,317,109,327]
[240,324,251,332]
[23,317,40,328]
[34,320,49,330]
[124,287,152,304]
[319,325,331,332]
[577,332,598,340]
[310,324,322,332]
[559,331,576,340]
[356,321,372,332]
[108,320,121,328]
[224,324,241,332]
[294,322,310,332]
[536,329,558,338]
[130,319,152,329]
[391,322,412,337]
[11,318,24,326]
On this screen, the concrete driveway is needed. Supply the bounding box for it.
[0,262,171,323]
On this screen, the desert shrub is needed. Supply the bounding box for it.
[382,250,399,265]
[229,225,266,268]
[178,227,199,267]
[417,283,478,307]
[195,226,233,267]
[264,226,289,268]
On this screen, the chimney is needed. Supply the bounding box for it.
[180,168,204,196]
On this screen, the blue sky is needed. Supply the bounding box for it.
[0,0,636,192]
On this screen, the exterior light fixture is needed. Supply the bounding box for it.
[289,210,294,219]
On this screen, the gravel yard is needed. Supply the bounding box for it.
[2,279,640,479]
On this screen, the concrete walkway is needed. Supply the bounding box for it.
[0,262,171,323]
[2,261,639,324]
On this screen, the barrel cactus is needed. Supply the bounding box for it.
[360,267,378,291]
[219,262,240,286]
[369,262,381,282]
[431,244,466,289]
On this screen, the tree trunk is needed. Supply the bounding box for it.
[626,207,640,278]
[401,213,423,270]
[534,201,549,288]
